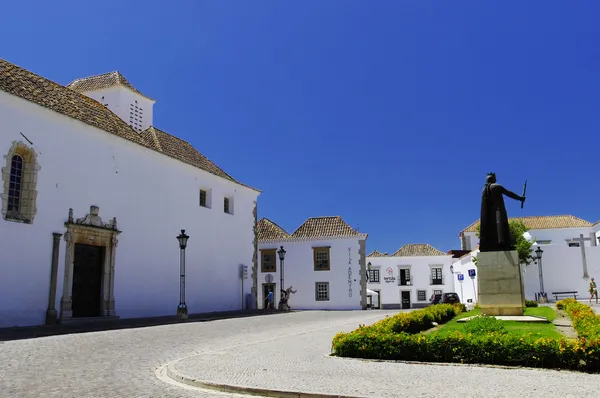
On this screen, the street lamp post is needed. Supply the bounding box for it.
[176,229,189,320]
[277,246,286,311]
[534,246,545,303]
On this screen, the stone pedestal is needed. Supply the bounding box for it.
[477,250,525,316]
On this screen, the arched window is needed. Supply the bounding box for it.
[7,155,23,212]
[1,141,40,224]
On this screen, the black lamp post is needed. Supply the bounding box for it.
[450,264,455,274]
[534,246,545,302]
[277,246,286,310]
[176,229,189,320]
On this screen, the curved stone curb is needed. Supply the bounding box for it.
[165,360,364,398]
[327,353,575,373]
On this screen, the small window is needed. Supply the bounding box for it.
[315,282,330,301]
[431,267,443,285]
[199,190,207,207]
[313,247,330,271]
[417,290,427,301]
[224,197,230,214]
[261,249,276,273]
[367,269,380,283]
[7,155,23,213]
[434,289,442,295]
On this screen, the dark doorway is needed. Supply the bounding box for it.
[372,289,381,309]
[262,283,276,309]
[401,291,411,309]
[72,244,104,317]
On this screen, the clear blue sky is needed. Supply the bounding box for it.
[2,1,599,253]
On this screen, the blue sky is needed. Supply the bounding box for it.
[2,1,599,253]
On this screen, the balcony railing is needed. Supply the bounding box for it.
[399,275,413,286]
[430,277,443,285]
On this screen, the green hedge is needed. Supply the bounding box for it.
[359,304,462,335]
[332,301,600,372]
[525,300,538,308]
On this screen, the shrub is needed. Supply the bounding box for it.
[464,315,507,335]
[366,304,462,335]
[331,299,600,372]
[525,300,538,308]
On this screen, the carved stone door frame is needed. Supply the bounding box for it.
[60,206,121,320]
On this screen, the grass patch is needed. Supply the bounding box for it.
[429,306,562,339]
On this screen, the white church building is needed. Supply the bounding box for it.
[256,216,368,310]
[452,215,600,303]
[0,58,260,328]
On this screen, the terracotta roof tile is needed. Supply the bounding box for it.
[291,216,365,239]
[0,58,259,192]
[0,58,147,147]
[67,71,154,101]
[391,244,446,257]
[257,218,290,242]
[367,250,388,257]
[461,215,593,234]
[140,127,234,182]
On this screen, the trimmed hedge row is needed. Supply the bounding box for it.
[370,304,463,334]
[332,301,600,372]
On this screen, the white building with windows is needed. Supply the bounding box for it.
[256,216,368,310]
[366,244,455,309]
[453,215,600,303]
[0,58,260,329]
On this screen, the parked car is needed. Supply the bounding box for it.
[442,292,461,304]
[430,292,460,305]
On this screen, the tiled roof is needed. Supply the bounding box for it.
[140,127,234,182]
[0,58,258,192]
[291,216,366,239]
[391,244,447,257]
[461,215,593,234]
[367,250,388,257]
[257,218,290,242]
[67,71,154,101]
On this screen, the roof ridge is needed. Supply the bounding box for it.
[67,71,119,86]
[260,217,290,235]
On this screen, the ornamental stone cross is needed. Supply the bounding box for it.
[565,233,597,278]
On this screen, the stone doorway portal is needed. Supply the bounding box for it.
[59,206,121,322]
[72,244,104,318]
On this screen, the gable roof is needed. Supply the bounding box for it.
[139,127,234,182]
[391,243,447,257]
[67,71,154,102]
[367,250,388,257]
[291,216,367,240]
[461,215,593,234]
[257,218,290,242]
[0,58,258,192]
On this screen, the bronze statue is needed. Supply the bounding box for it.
[479,173,526,252]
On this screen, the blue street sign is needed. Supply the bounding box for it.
[468,269,476,278]
[457,273,464,281]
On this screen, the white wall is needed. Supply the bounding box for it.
[83,86,155,132]
[257,238,365,310]
[522,245,600,300]
[0,90,258,328]
[366,255,455,309]
[451,253,479,305]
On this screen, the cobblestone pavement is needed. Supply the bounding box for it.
[2,310,600,398]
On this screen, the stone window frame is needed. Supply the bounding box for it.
[313,246,331,271]
[417,290,427,301]
[315,282,330,301]
[260,248,277,273]
[1,141,41,224]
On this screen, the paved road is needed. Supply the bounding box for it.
[1,310,599,398]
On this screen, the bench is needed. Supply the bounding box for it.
[551,291,578,301]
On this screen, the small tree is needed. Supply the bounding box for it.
[473,220,535,266]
